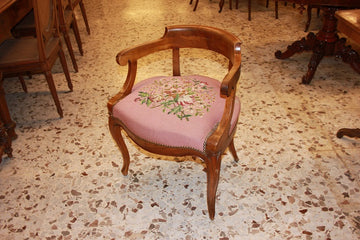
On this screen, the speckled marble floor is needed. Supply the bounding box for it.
[0,0,359,239]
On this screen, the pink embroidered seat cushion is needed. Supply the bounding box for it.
[112,75,241,153]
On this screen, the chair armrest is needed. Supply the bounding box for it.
[206,90,238,155]
[107,60,137,112]
[116,38,170,66]
[108,34,176,113]
[108,38,171,113]
[206,64,241,155]
[220,63,241,97]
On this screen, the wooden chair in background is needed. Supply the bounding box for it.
[108,25,242,219]
[0,0,73,118]
[189,0,199,11]
[71,0,90,35]
[57,0,83,71]
[12,0,84,72]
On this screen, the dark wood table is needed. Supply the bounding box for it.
[0,72,12,161]
[275,0,360,84]
[0,0,32,140]
[334,9,360,139]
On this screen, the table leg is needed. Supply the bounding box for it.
[0,79,17,140]
[337,128,360,139]
[335,38,360,74]
[302,40,326,84]
[275,32,317,59]
[0,120,12,160]
[219,0,225,13]
[274,7,356,84]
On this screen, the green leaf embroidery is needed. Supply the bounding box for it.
[135,77,215,121]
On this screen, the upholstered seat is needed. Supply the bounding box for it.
[112,75,241,153]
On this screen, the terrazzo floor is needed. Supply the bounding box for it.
[0,0,359,239]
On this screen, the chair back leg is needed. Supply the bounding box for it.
[228,139,239,162]
[58,47,73,91]
[79,0,90,34]
[44,71,63,118]
[62,31,79,72]
[71,17,84,55]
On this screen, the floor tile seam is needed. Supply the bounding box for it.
[310,149,360,234]
[314,147,360,186]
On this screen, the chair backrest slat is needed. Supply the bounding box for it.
[33,0,58,60]
[164,25,241,65]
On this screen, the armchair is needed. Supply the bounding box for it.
[108,25,242,219]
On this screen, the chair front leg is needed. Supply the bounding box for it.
[228,138,239,162]
[109,117,130,175]
[206,154,222,220]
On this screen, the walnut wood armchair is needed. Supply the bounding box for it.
[108,25,242,219]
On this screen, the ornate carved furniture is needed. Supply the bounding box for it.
[108,25,242,219]
[335,9,360,139]
[0,0,73,118]
[275,0,360,84]
[337,128,360,139]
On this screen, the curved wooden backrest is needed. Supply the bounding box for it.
[117,25,241,67]
[165,25,241,62]
[56,0,66,23]
[56,0,71,22]
[33,0,58,60]
[115,25,242,101]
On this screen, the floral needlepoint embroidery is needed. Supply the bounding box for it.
[134,77,216,121]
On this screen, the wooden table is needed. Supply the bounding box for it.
[275,0,360,84]
[335,9,360,139]
[0,0,16,11]
[336,9,360,45]
[0,0,32,140]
